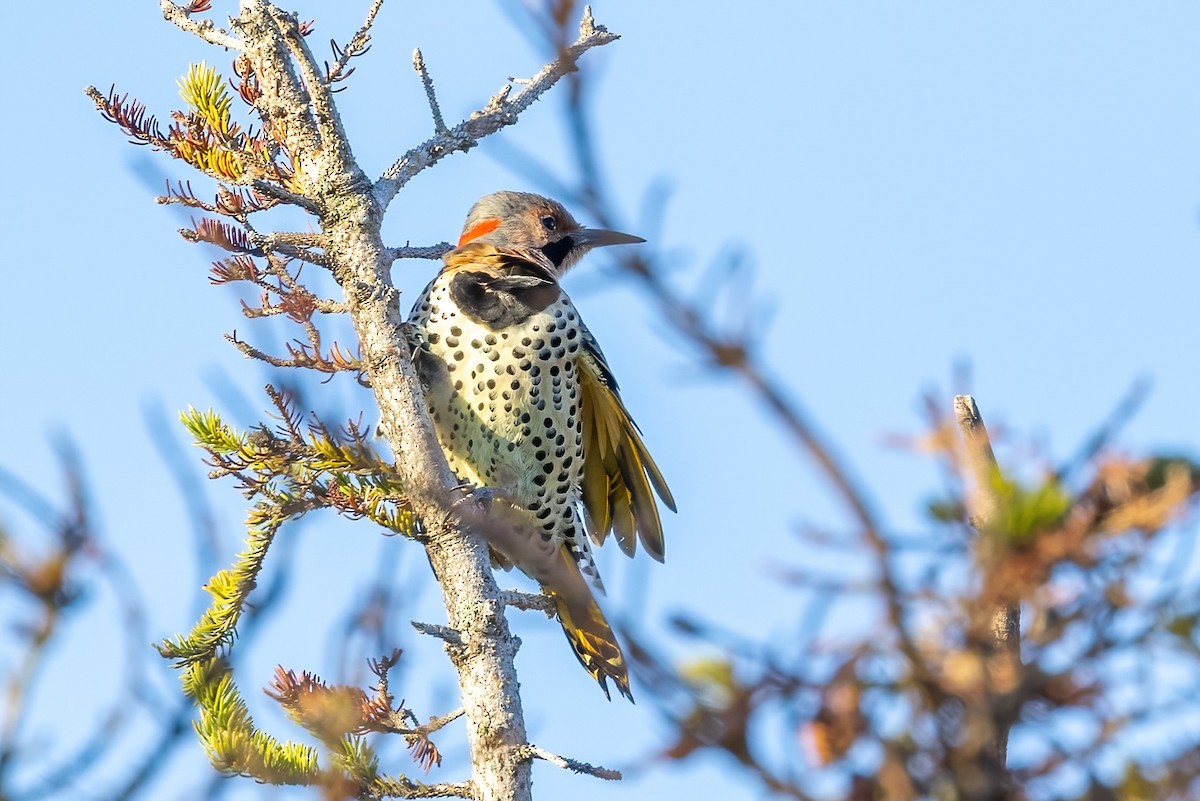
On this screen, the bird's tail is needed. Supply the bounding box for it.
[550,548,632,702]
[449,493,632,701]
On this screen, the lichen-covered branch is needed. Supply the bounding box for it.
[384,242,453,264]
[161,0,243,49]
[520,744,621,781]
[412,49,448,135]
[326,0,383,84]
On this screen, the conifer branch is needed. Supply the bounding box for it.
[225,331,362,376]
[244,227,331,265]
[156,505,294,663]
[158,180,283,215]
[250,178,321,212]
[183,658,322,784]
[85,85,170,147]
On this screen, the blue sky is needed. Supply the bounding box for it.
[3,2,1200,799]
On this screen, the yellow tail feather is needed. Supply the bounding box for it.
[550,549,632,702]
[544,546,633,705]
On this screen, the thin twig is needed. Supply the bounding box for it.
[251,179,322,213]
[225,332,357,374]
[160,0,243,49]
[327,0,383,84]
[421,707,465,734]
[410,621,463,646]
[499,590,554,613]
[369,779,475,799]
[521,744,621,781]
[245,229,330,265]
[413,49,447,134]
[384,243,454,264]
[242,299,348,318]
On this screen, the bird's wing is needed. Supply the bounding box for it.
[577,322,676,562]
[441,243,559,328]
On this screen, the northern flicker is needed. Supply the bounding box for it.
[406,191,676,700]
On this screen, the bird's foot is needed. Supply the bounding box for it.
[399,321,426,353]
[451,483,495,513]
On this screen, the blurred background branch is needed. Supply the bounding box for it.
[495,3,1200,800]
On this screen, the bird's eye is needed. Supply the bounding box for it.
[541,215,557,231]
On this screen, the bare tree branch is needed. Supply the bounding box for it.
[384,243,453,264]
[374,6,619,209]
[521,744,621,781]
[412,49,448,135]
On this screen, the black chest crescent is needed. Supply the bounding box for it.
[448,269,560,329]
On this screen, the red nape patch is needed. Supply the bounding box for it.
[458,218,501,246]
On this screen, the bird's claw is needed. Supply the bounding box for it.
[452,484,495,512]
[400,321,427,353]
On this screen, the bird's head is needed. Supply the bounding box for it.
[455,191,644,276]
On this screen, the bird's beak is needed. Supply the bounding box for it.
[573,228,646,248]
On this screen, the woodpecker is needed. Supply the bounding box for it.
[406,191,676,701]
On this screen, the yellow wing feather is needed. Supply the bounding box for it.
[578,332,676,562]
